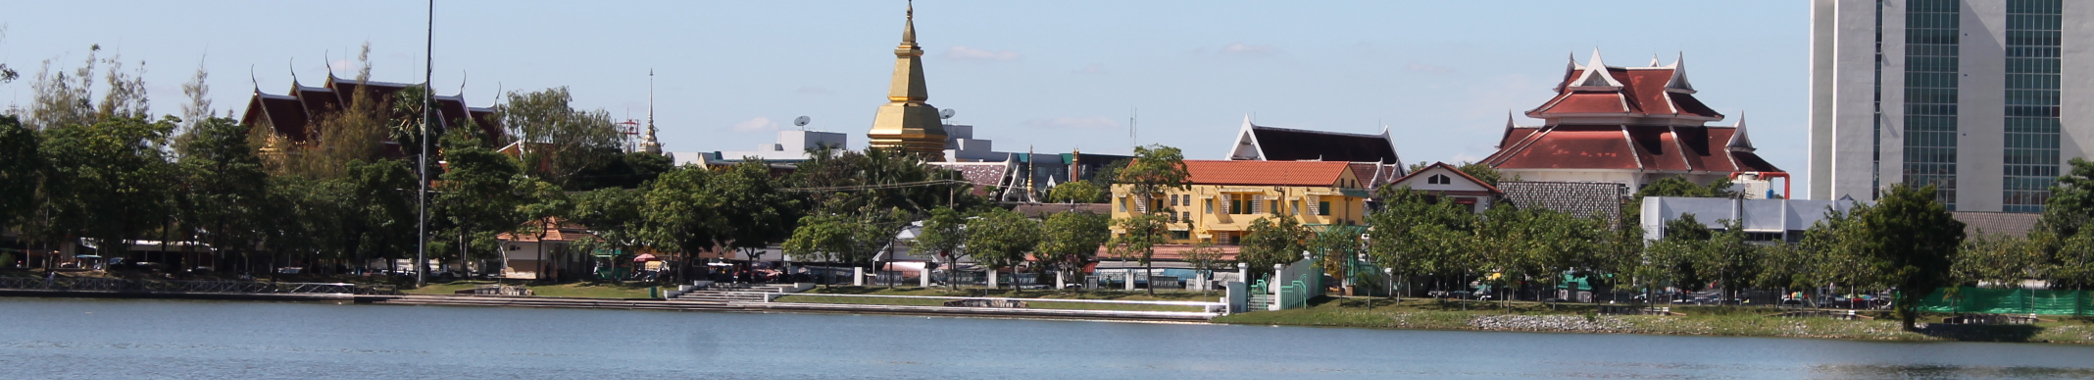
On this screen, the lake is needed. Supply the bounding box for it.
[2,298,2091,379]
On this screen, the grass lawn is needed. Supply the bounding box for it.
[1213,296,2094,344]
[779,287,1211,312]
[402,281,660,299]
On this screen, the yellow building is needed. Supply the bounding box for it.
[1111,160,1372,245]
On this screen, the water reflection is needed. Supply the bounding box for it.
[0,298,2090,380]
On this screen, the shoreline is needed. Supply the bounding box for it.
[1211,299,2094,345]
[7,290,2091,345]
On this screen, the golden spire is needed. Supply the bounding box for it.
[867,0,946,160]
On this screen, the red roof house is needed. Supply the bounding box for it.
[1481,51,1784,195]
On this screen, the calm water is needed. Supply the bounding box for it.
[2,298,2092,379]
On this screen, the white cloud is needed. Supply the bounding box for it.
[1024,116,1119,130]
[732,117,779,132]
[944,46,1021,62]
[1218,42,1277,56]
[1074,63,1107,75]
[1406,62,1455,74]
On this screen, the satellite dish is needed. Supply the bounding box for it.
[793,116,811,127]
[939,108,956,120]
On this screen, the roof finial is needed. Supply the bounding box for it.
[902,0,917,45]
[1726,111,1754,152]
[643,69,662,155]
[1649,54,1661,67]
[1665,51,1696,93]
[288,58,299,86]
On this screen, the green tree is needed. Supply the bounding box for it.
[1106,213,1170,294]
[1045,180,1106,203]
[436,130,530,278]
[569,187,647,276]
[38,116,179,258]
[914,207,970,289]
[1366,187,1478,296]
[1311,225,1366,294]
[0,116,40,229]
[502,87,623,190]
[1954,233,2042,288]
[174,117,272,273]
[782,207,907,286]
[1105,145,1189,294]
[1854,184,1966,329]
[710,160,802,264]
[1694,219,1761,302]
[643,165,721,258]
[1455,162,1502,187]
[1037,211,1110,290]
[966,208,1041,290]
[1238,216,1308,279]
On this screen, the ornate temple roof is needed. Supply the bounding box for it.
[241,74,501,156]
[1483,51,1779,175]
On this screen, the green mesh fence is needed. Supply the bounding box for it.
[1916,287,2091,316]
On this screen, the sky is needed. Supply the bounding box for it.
[1,1,1810,183]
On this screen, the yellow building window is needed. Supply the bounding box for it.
[1318,201,1332,216]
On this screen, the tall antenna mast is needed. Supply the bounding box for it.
[415,0,433,287]
[1130,106,1137,152]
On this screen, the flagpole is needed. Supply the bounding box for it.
[416,0,434,287]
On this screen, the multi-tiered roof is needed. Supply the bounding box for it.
[1482,51,1778,175]
[241,74,501,157]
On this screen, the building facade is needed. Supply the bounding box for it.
[1810,0,2092,212]
[1109,160,1370,245]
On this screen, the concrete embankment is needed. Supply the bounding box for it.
[0,288,375,303]
[756,302,1219,321]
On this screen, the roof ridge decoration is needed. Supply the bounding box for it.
[1726,112,1754,152]
[1649,54,1662,67]
[1665,52,1697,94]
[1566,50,1623,91]
[1249,124,1388,139]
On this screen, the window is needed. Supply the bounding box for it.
[1904,0,1961,209]
[1428,174,1451,185]
[1318,201,1332,216]
[1181,211,1190,222]
[1171,231,1191,240]
[1292,200,1302,215]
[1267,200,1278,215]
[1169,194,1179,207]
[2004,0,2062,213]
[1117,197,1126,212]
[1204,199,1214,214]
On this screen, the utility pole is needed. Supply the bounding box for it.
[415,0,433,287]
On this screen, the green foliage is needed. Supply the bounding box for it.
[1044,180,1106,203]
[176,117,275,259]
[1107,213,1170,267]
[436,129,532,268]
[642,165,720,254]
[501,87,623,190]
[2040,158,2094,239]
[37,116,179,248]
[1956,233,2043,288]
[791,147,977,216]
[1455,162,1501,187]
[1037,210,1110,275]
[1848,184,1966,329]
[782,207,907,268]
[569,187,646,256]
[1116,145,1190,203]
[914,207,970,266]
[0,116,40,228]
[1366,187,1479,290]
[710,160,801,261]
[966,208,1042,287]
[1238,216,1309,276]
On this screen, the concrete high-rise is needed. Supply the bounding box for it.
[1810,0,2092,212]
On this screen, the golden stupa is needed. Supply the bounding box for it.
[866,1,948,160]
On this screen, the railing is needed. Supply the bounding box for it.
[0,277,397,295]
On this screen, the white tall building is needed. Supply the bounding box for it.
[1810,0,2092,212]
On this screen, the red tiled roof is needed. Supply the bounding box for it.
[1485,125,1780,173]
[1529,66,1721,120]
[1184,160,1351,187]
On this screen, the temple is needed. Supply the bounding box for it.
[865,1,948,160]
[1481,51,1786,196]
[240,73,501,157]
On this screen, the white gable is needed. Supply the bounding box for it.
[1390,166,1493,193]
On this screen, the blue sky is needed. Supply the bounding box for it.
[2,1,1809,180]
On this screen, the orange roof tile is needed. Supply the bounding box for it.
[1183,160,1351,186]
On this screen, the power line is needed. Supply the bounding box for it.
[779,179,974,193]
